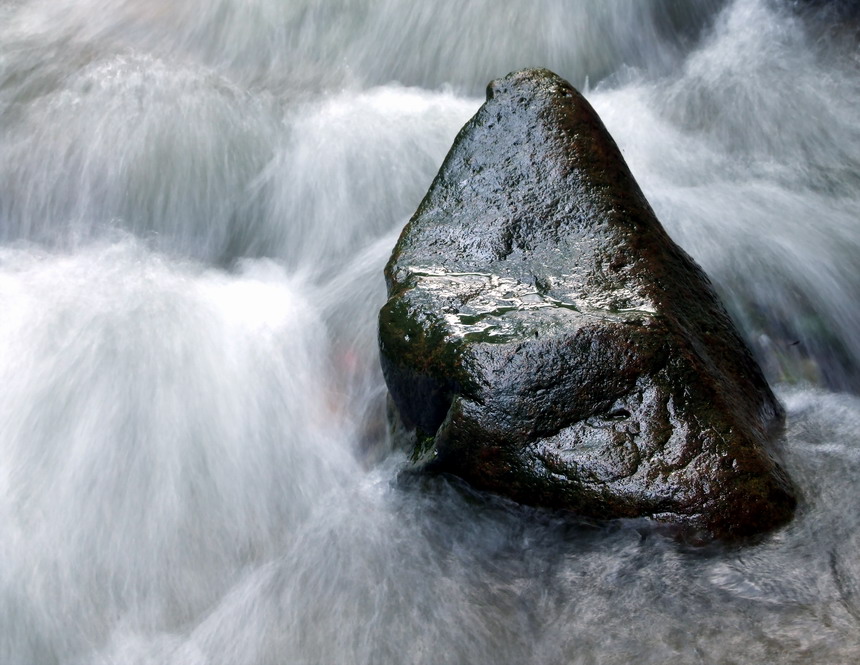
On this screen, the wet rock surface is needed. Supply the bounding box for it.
[378,68,796,539]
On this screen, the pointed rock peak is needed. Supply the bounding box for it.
[380,69,795,541]
[479,68,636,187]
[388,68,680,318]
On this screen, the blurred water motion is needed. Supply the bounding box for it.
[1,1,859,663]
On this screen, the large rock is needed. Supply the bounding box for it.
[379,68,795,539]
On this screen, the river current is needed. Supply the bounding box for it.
[1,1,859,663]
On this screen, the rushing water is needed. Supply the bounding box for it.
[1,0,859,663]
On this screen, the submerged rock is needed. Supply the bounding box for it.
[378,68,795,539]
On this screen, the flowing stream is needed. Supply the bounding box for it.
[1,1,860,663]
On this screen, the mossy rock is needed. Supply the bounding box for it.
[378,68,795,540]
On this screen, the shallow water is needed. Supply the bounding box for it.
[1,1,859,663]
